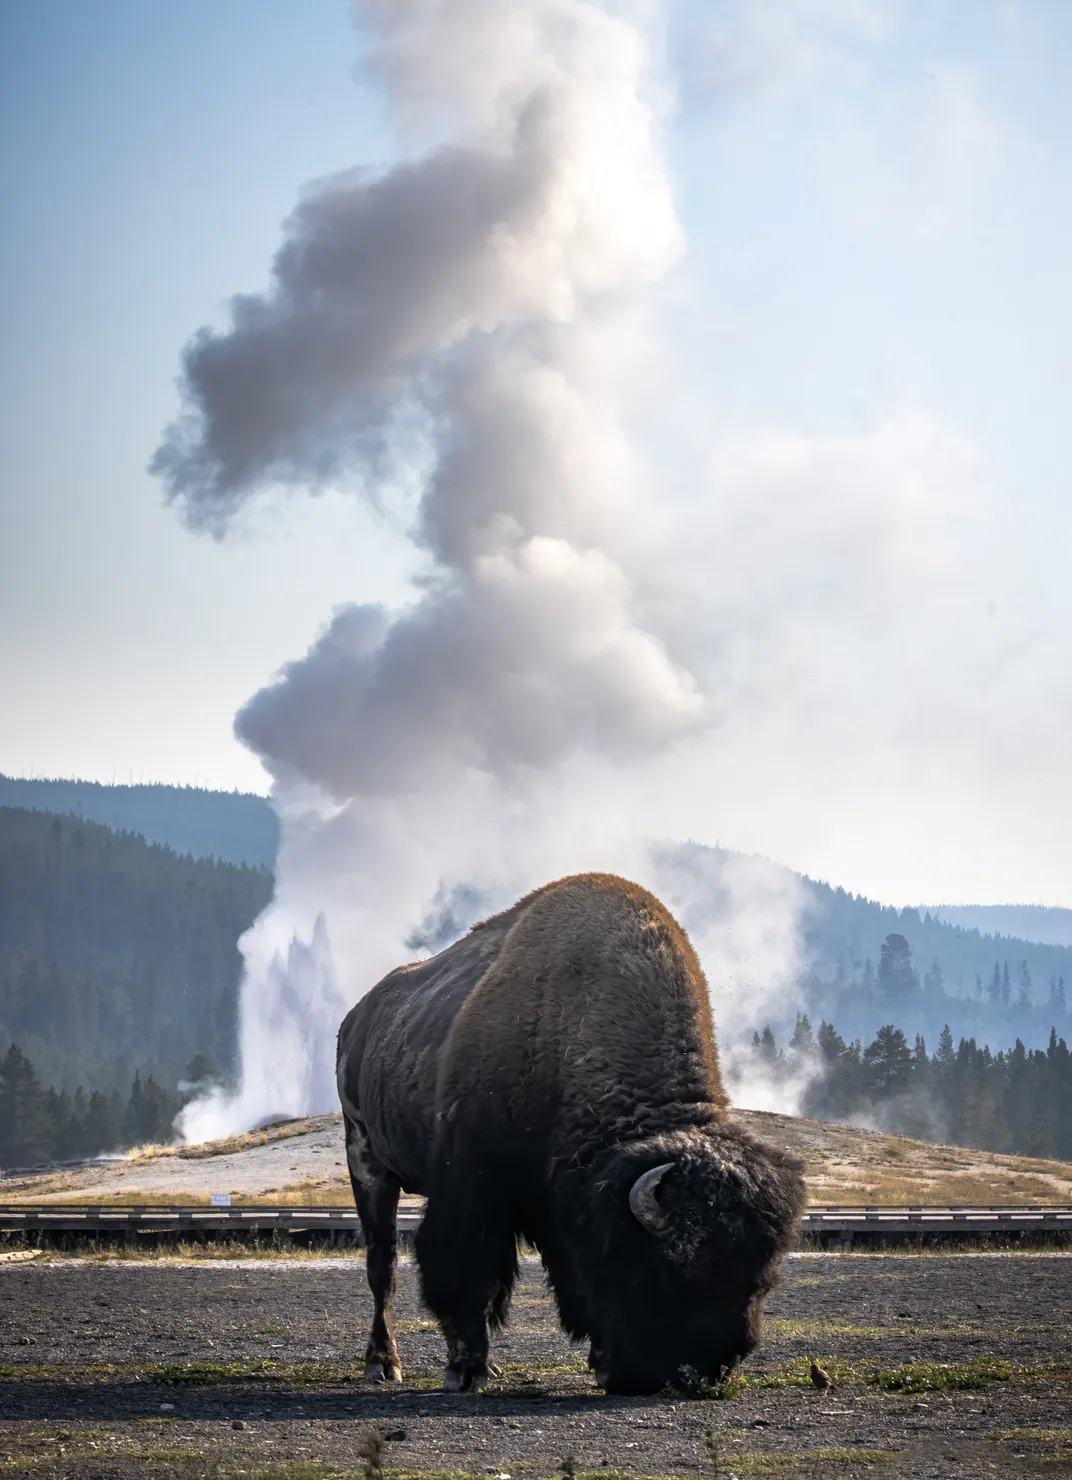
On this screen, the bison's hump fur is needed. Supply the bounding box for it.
[337,872,805,1395]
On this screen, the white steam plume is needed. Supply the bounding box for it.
[161,0,750,1141]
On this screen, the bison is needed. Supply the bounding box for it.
[336,872,805,1395]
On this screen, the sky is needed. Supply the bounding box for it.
[2,0,1071,909]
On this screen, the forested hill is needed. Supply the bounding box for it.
[0,806,272,1095]
[0,775,278,869]
[929,904,1072,949]
[2,778,1069,1084]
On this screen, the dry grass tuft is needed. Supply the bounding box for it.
[737,1109,1072,1206]
[6,1106,1071,1211]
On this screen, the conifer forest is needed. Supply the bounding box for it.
[0,793,1070,1171]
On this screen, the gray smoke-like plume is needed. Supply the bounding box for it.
[158,3,1011,1141]
[163,0,738,1140]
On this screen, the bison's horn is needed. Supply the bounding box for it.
[629,1162,674,1233]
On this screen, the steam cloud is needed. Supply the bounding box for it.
[162,0,743,1141]
[158,1,1004,1141]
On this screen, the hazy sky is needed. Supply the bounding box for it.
[2,0,1071,907]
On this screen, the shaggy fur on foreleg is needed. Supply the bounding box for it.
[417,1178,517,1393]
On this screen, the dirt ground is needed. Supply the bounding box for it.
[1,1250,1070,1479]
[5,1111,1072,1207]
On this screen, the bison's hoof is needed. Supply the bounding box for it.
[443,1364,487,1393]
[587,1346,612,1390]
[365,1359,403,1384]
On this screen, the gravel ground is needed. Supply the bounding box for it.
[1,1252,1070,1478]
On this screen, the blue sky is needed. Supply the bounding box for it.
[1,0,411,784]
[2,0,1070,905]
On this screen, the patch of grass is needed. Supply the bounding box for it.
[138,1458,360,1479]
[154,1360,252,1385]
[741,1353,1052,1394]
[395,1318,438,1333]
[255,1322,287,1335]
[866,1357,1024,1392]
[173,1118,326,1161]
[0,1428,133,1473]
[991,1429,1072,1443]
[486,1356,591,1398]
[766,1317,937,1339]
[41,1182,356,1208]
[811,1170,1072,1204]
[709,1454,892,1476]
[387,1473,540,1480]
[52,1242,367,1263]
[0,1356,443,1387]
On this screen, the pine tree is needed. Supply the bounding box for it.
[817,1021,848,1063]
[1028,1115,1056,1159]
[923,959,944,996]
[83,1091,121,1156]
[0,1044,53,1167]
[987,962,1002,1005]
[863,1025,913,1097]
[877,935,920,1004]
[135,1076,176,1145]
[125,1071,146,1145]
[754,1026,781,1070]
[1017,962,1032,1009]
[790,1014,815,1057]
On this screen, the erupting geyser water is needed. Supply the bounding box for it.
[155,0,729,1140]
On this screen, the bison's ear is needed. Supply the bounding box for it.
[628,1162,675,1235]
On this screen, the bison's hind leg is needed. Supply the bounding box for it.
[417,1182,518,1394]
[344,1114,403,1383]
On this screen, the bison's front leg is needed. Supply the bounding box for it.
[417,1181,517,1393]
[344,1115,403,1382]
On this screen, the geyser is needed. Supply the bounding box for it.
[157,0,733,1141]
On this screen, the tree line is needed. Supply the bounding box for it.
[753,1012,1072,1160]
[0,775,279,870]
[0,1042,215,1170]
[795,927,1069,1066]
[0,806,271,1096]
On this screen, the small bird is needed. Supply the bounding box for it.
[809,1357,833,1391]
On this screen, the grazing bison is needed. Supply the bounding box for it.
[336,872,804,1395]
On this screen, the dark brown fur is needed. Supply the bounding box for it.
[337,872,805,1393]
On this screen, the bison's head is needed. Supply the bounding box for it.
[579,1123,805,1395]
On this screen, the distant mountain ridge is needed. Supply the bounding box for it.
[1,776,1068,1058]
[0,775,278,870]
[928,904,1072,949]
